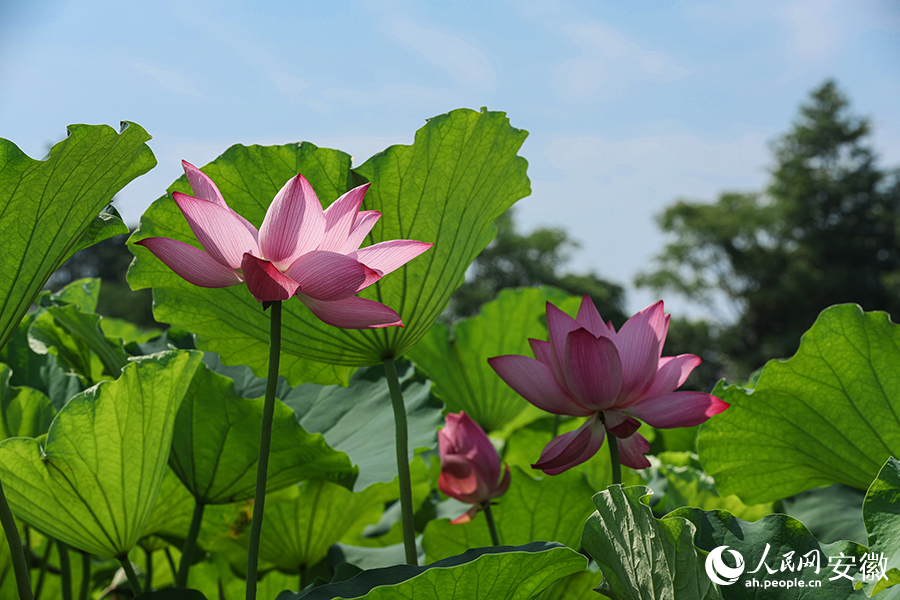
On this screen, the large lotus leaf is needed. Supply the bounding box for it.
[0,351,202,558]
[534,570,601,600]
[0,122,155,353]
[0,363,55,440]
[862,457,900,595]
[255,478,396,574]
[669,505,870,599]
[780,484,868,545]
[139,467,196,550]
[640,452,772,522]
[169,362,357,504]
[583,485,722,600]
[408,286,581,434]
[423,467,594,563]
[284,362,442,491]
[128,109,529,385]
[698,305,900,504]
[277,542,586,600]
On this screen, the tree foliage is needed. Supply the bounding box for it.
[448,209,627,325]
[637,80,900,376]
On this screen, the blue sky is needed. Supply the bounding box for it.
[2,0,899,317]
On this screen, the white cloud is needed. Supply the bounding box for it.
[554,22,692,103]
[132,62,202,97]
[388,19,496,92]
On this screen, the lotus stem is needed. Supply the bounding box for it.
[383,358,417,566]
[78,552,90,600]
[145,549,153,592]
[608,434,622,485]
[57,541,72,600]
[177,501,205,587]
[483,504,500,546]
[118,557,142,596]
[33,538,52,600]
[163,548,177,584]
[0,478,33,600]
[245,300,282,600]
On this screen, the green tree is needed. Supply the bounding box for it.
[448,209,627,325]
[637,80,900,378]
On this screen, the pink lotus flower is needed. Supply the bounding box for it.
[488,297,729,474]
[439,412,511,524]
[136,161,432,329]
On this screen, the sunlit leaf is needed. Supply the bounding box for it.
[0,122,155,352]
[0,351,202,558]
[862,456,900,596]
[423,467,594,563]
[699,305,900,504]
[128,109,529,384]
[409,286,581,434]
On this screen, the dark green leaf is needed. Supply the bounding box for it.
[279,542,585,600]
[284,362,442,491]
[862,456,900,595]
[0,363,55,439]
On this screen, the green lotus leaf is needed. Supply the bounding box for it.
[698,304,900,504]
[640,452,772,521]
[423,467,594,563]
[169,362,357,505]
[583,485,722,600]
[277,542,586,600]
[862,456,900,596]
[0,351,202,558]
[0,123,155,353]
[669,505,870,599]
[0,363,55,440]
[128,109,529,385]
[408,286,581,434]
[284,362,442,491]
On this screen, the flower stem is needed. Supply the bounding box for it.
[163,548,176,584]
[78,552,90,600]
[607,433,622,485]
[0,478,33,600]
[483,504,500,546]
[57,541,72,600]
[33,537,51,600]
[245,300,282,600]
[177,501,205,587]
[118,557,142,596]
[383,358,417,566]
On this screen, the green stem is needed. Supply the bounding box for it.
[245,300,282,600]
[118,557,142,596]
[608,433,622,485]
[383,358,417,566]
[57,541,72,600]
[163,548,177,585]
[145,549,153,592]
[483,504,500,547]
[33,540,52,600]
[552,415,560,439]
[78,552,90,600]
[177,501,205,587]
[0,478,33,600]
